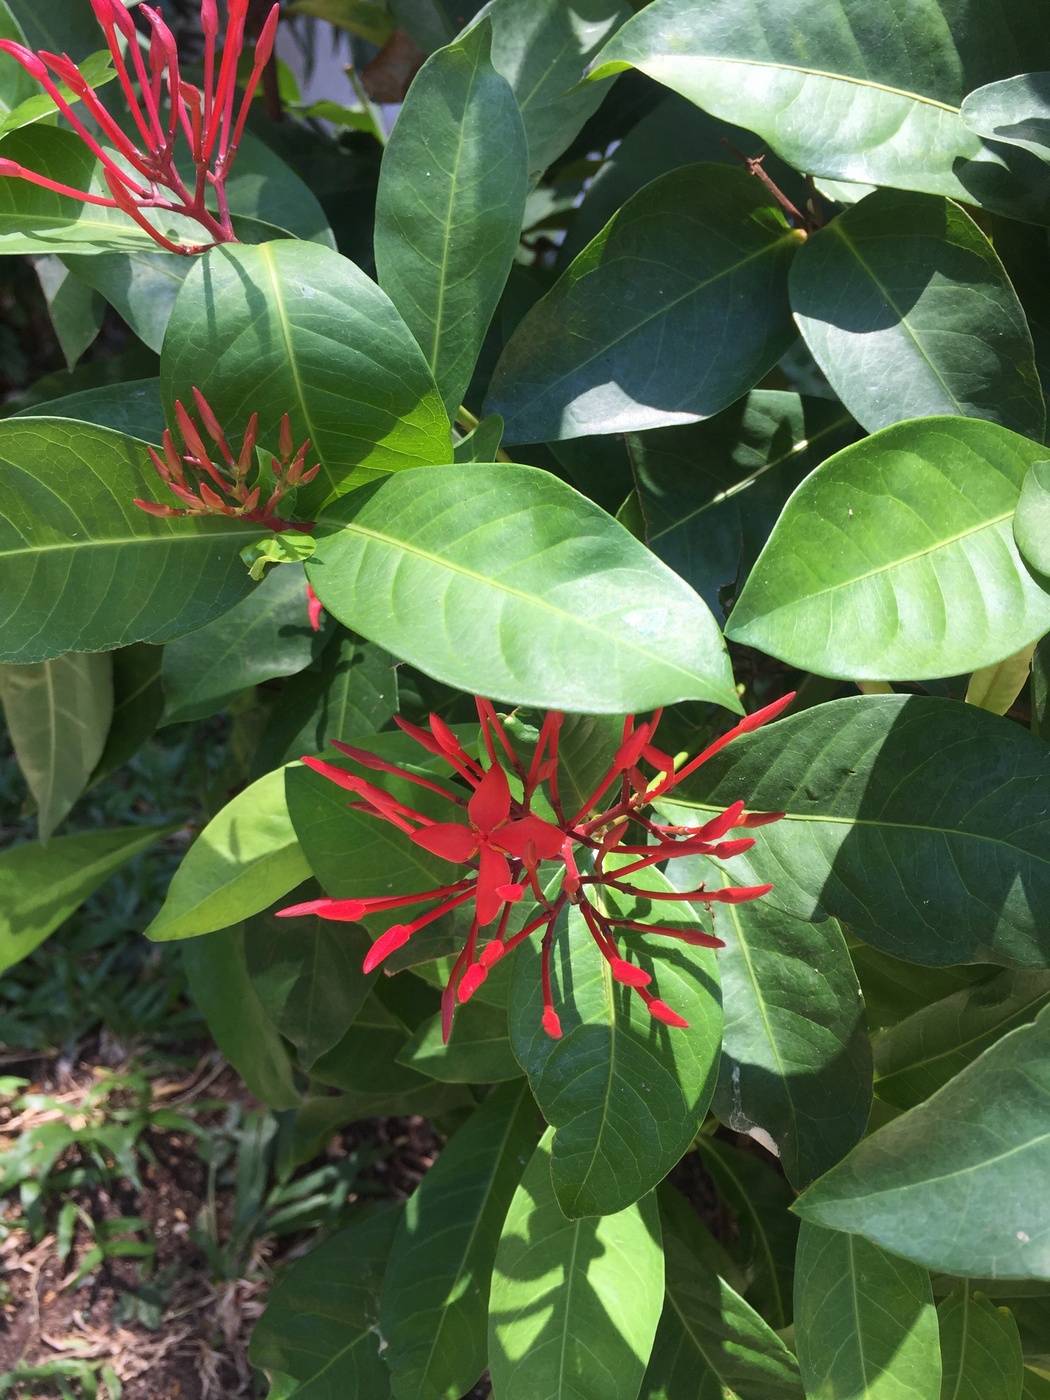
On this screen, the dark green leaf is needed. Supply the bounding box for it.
[219,131,337,250]
[0,417,255,664]
[396,999,522,1083]
[91,643,165,784]
[509,863,722,1218]
[33,255,103,371]
[374,18,528,418]
[938,1286,1024,1400]
[160,241,452,515]
[962,74,1050,160]
[63,251,189,356]
[849,945,997,1037]
[380,1081,537,1400]
[11,379,165,442]
[285,0,396,45]
[161,564,319,725]
[665,694,1050,967]
[486,165,800,444]
[0,825,171,975]
[628,392,859,619]
[488,1127,664,1400]
[795,1221,941,1400]
[790,192,1044,438]
[0,651,113,842]
[795,1005,1050,1279]
[727,419,1050,680]
[309,462,737,713]
[1015,459,1050,580]
[310,992,437,1098]
[6,0,100,61]
[250,1204,401,1399]
[146,767,311,942]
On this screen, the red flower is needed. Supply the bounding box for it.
[0,0,278,254]
[279,695,793,1041]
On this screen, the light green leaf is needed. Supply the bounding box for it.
[380,1081,537,1400]
[795,1221,941,1400]
[453,414,504,464]
[727,418,1050,680]
[63,250,189,356]
[160,241,452,515]
[396,999,522,1083]
[375,18,527,418]
[486,164,801,444]
[0,417,256,665]
[966,644,1039,716]
[938,1286,1024,1400]
[0,825,171,975]
[962,74,1050,160]
[309,462,738,713]
[790,192,1045,438]
[489,1127,664,1400]
[146,767,310,942]
[33,255,103,371]
[0,651,113,842]
[1015,459,1050,580]
[795,1004,1050,1279]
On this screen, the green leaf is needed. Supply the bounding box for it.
[966,644,1039,716]
[587,0,1050,217]
[160,241,452,515]
[0,0,32,114]
[0,651,113,843]
[795,1004,1050,1279]
[453,413,504,464]
[489,1127,664,1400]
[0,825,170,975]
[509,862,722,1219]
[219,131,337,251]
[938,1287,1024,1400]
[673,860,871,1188]
[250,1203,401,1399]
[642,1185,804,1400]
[244,890,375,1069]
[396,999,522,1083]
[465,0,631,182]
[727,418,1050,680]
[1024,1368,1050,1399]
[161,564,319,725]
[285,0,396,45]
[629,392,860,620]
[795,1221,941,1400]
[146,767,310,942]
[380,1081,537,1400]
[181,925,299,1110]
[790,192,1045,438]
[91,643,165,783]
[309,462,738,713]
[962,74,1050,160]
[374,18,527,419]
[6,0,101,61]
[63,251,189,356]
[310,991,437,1098]
[11,379,165,442]
[486,164,800,444]
[0,49,114,139]
[0,417,255,665]
[33,255,103,371]
[874,969,1050,1111]
[1015,459,1050,579]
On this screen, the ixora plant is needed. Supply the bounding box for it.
[3,0,1050,1395]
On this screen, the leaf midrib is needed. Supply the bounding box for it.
[0,524,255,559]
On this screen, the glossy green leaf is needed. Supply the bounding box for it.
[962,74,1050,160]
[673,860,871,1188]
[218,131,337,250]
[874,969,1050,1111]
[795,1221,941,1400]
[309,462,737,713]
[587,0,1050,217]
[146,767,310,942]
[629,392,859,620]
[938,1287,1024,1400]
[666,694,1050,967]
[642,1185,803,1400]
[374,18,527,418]
[0,651,113,843]
[396,999,522,1083]
[0,825,171,975]
[727,418,1050,680]
[63,251,189,356]
[250,1204,401,1400]
[244,890,374,1069]
[181,925,299,1109]
[91,643,165,783]
[489,1127,664,1400]
[465,0,631,181]
[510,862,722,1218]
[790,192,1044,438]
[161,564,319,725]
[0,417,255,665]
[12,379,166,442]
[1015,459,1050,580]
[33,255,103,371]
[380,1081,537,1400]
[795,1004,1050,1279]
[160,241,451,515]
[486,165,800,444]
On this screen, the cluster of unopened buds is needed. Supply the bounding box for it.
[133,388,319,531]
[0,0,278,254]
[279,694,793,1041]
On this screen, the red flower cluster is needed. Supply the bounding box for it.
[0,0,277,254]
[134,388,318,530]
[279,695,792,1041]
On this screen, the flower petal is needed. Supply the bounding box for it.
[476,844,511,925]
[496,813,564,861]
[468,761,511,833]
[410,822,478,863]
